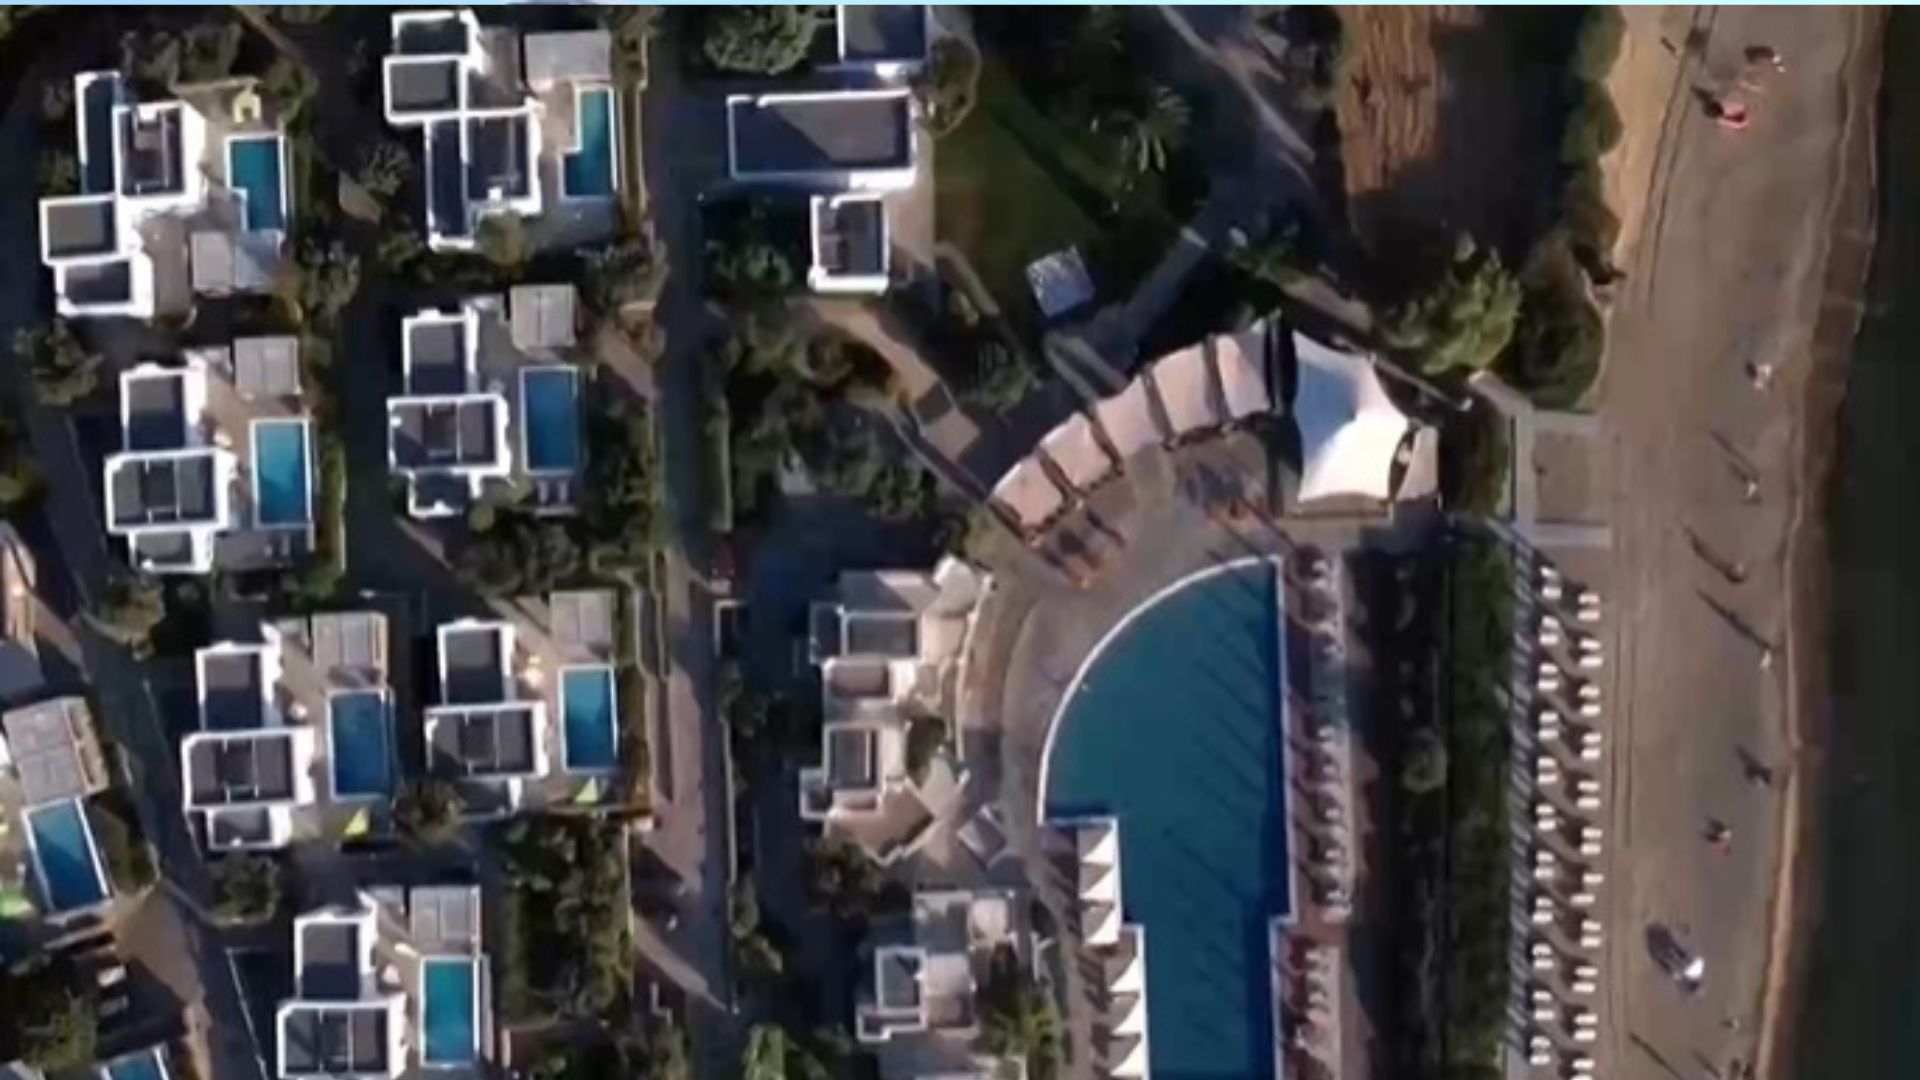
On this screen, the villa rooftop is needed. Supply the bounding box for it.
[727,90,915,183]
[184,732,298,806]
[836,5,929,66]
[1,698,107,808]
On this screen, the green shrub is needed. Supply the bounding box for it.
[211,855,282,926]
[498,816,632,1020]
[1569,6,1626,83]
[1384,235,1523,376]
[1440,400,1510,518]
[905,715,947,784]
[917,38,982,137]
[699,6,824,76]
[394,779,464,844]
[1559,80,1623,163]
[36,149,76,196]
[88,793,156,894]
[15,319,101,407]
[476,214,529,268]
[1559,164,1620,265]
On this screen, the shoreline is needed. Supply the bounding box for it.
[1754,8,1885,1078]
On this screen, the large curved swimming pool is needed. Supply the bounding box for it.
[1045,557,1289,1080]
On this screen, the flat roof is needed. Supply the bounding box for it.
[2,698,101,806]
[108,453,218,528]
[124,372,188,451]
[523,29,611,85]
[409,884,481,952]
[185,732,296,806]
[199,649,266,731]
[509,284,578,352]
[119,107,184,197]
[43,199,117,259]
[389,397,502,470]
[729,92,912,177]
[549,589,614,653]
[465,114,532,200]
[298,920,363,999]
[428,705,537,778]
[235,336,301,398]
[813,196,887,277]
[311,612,385,680]
[387,59,461,114]
[406,318,469,394]
[279,1004,390,1076]
[440,624,506,704]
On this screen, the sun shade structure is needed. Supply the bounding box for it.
[1040,412,1117,494]
[1214,325,1275,421]
[1291,333,1413,503]
[990,456,1067,532]
[1093,378,1164,462]
[1148,344,1221,438]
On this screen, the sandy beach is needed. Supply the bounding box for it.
[1589,8,1879,1079]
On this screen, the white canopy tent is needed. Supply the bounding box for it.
[1291,334,1413,503]
[990,456,1067,530]
[1093,379,1163,461]
[1214,326,1274,421]
[1041,412,1117,493]
[1148,344,1220,437]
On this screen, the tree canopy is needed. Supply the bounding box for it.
[700,6,824,75]
[1384,235,1523,375]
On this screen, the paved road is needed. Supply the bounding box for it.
[1593,8,1876,1080]
[0,56,260,1080]
[637,36,739,1073]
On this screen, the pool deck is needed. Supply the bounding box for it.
[192,336,315,570]
[935,430,1430,1080]
[265,610,396,843]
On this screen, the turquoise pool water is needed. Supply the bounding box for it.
[253,420,310,527]
[562,88,616,198]
[27,799,108,913]
[228,135,286,233]
[561,665,618,772]
[522,367,581,474]
[422,957,477,1066]
[103,1048,167,1080]
[1045,559,1288,1080]
[328,691,392,799]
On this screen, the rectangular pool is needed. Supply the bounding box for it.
[562,86,616,198]
[227,134,287,233]
[559,664,618,772]
[421,956,478,1067]
[520,367,581,474]
[328,690,393,800]
[252,419,312,528]
[26,798,109,914]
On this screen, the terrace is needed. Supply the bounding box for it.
[38,70,293,319]
[386,292,585,519]
[277,885,493,1079]
[800,558,989,862]
[103,340,314,575]
[183,612,394,850]
[382,9,618,251]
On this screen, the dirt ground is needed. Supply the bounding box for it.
[1333,6,1544,255]
[1591,8,1878,1080]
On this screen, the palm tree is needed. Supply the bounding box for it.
[976,947,1063,1079]
[1105,84,1192,177]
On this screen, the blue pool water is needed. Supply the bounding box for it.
[329,691,393,799]
[561,666,618,772]
[228,136,286,233]
[562,88,616,198]
[422,958,477,1066]
[103,1048,167,1080]
[253,421,310,527]
[522,367,582,474]
[27,799,109,913]
[1045,560,1288,1080]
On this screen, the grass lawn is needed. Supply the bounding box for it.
[936,57,1181,333]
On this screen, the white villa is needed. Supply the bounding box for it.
[381,9,620,252]
[800,556,989,860]
[38,70,293,320]
[276,885,493,1079]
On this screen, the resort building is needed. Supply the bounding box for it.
[800,557,989,862]
[38,70,293,320]
[426,589,628,818]
[102,338,315,575]
[386,290,587,520]
[0,697,114,920]
[719,6,931,296]
[276,885,493,1078]
[1289,332,1419,505]
[381,9,620,252]
[855,887,1031,1080]
[183,612,394,851]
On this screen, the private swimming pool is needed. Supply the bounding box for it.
[1044,558,1290,1080]
[228,134,287,233]
[328,690,393,800]
[560,665,618,772]
[252,419,312,528]
[421,956,478,1067]
[562,87,616,199]
[521,367,581,474]
[26,798,110,914]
